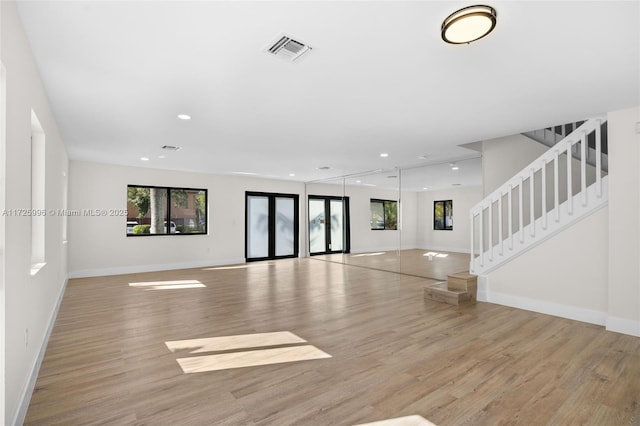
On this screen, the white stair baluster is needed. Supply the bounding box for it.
[567,143,573,215]
[508,184,513,250]
[596,120,602,198]
[581,130,587,206]
[554,150,560,222]
[530,168,535,237]
[499,194,503,256]
[542,159,547,230]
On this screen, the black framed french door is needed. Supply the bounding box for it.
[308,195,350,255]
[245,192,299,262]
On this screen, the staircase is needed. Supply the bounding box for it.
[470,116,608,275]
[523,120,608,172]
[424,272,477,306]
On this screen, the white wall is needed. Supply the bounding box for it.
[480,107,640,337]
[607,106,640,336]
[482,133,548,196]
[484,207,609,325]
[68,161,307,277]
[1,1,70,423]
[416,186,483,253]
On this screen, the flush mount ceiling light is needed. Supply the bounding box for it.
[441,5,497,44]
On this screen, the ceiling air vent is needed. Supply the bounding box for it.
[267,35,312,62]
[161,145,181,151]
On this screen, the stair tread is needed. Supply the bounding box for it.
[426,281,468,295]
[448,271,475,280]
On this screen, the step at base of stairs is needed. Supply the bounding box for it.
[447,271,478,292]
[424,282,475,306]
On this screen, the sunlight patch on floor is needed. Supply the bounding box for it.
[176,345,331,373]
[165,331,306,354]
[423,252,449,258]
[128,279,205,290]
[352,252,386,257]
[202,265,251,271]
[356,415,436,426]
[166,331,331,373]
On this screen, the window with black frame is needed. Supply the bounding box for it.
[434,200,453,230]
[126,185,207,236]
[370,199,397,230]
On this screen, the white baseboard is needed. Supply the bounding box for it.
[68,258,246,279]
[13,278,68,426]
[606,316,640,337]
[486,290,607,326]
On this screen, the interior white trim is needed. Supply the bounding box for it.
[606,316,640,337]
[485,289,608,327]
[0,61,6,426]
[68,258,246,279]
[13,279,68,426]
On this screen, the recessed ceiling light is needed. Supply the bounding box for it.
[452,166,460,170]
[356,180,362,184]
[442,5,497,44]
[423,187,429,190]
[380,153,389,158]
[289,173,295,177]
[140,157,149,161]
[177,114,191,120]
[158,155,166,159]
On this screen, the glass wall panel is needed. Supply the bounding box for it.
[306,158,482,280]
[247,196,269,258]
[275,197,295,256]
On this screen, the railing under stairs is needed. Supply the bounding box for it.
[470,116,608,275]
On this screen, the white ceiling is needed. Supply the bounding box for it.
[15,1,639,188]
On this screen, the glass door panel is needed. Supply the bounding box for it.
[247,195,269,259]
[246,192,299,261]
[308,196,349,255]
[330,199,343,252]
[309,199,326,254]
[275,197,295,257]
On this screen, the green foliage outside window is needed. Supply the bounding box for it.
[370,199,397,230]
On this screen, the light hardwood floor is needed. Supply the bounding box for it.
[26,259,640,425]
[312,249,471,280]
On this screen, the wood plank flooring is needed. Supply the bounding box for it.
[25,258,640,425]
[312,249,471,280]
